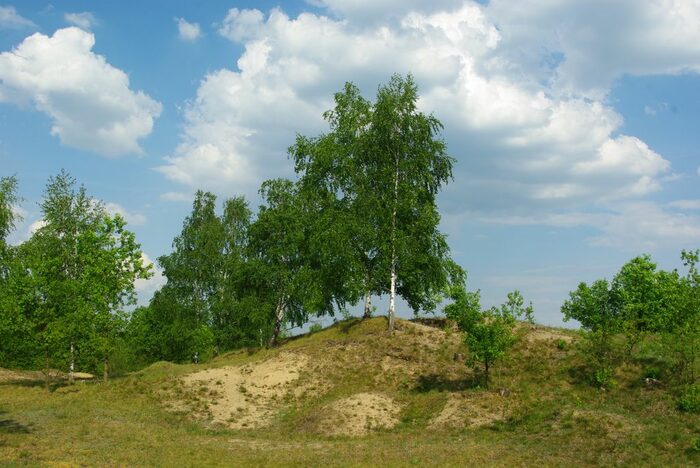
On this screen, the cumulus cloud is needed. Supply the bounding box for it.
[134,253,166,305]
[104,202,147,226]
[482,0,700,98]
[0,27,162,157]
[64,12,96,30]
[160,4,681,212]
[0,5,35,29]
[175,17,201,41]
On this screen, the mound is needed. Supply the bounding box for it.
[180,352,308,429]
[315,392,401,437]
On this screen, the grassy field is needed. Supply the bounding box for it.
[2,317,699,466]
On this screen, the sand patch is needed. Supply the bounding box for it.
[316,393,401,437]
[180,352,308,429]
[430,392,509,429]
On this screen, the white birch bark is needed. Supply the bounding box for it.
[268,295,286,347]
[69,342,75,384]
[363,291,372,318]
[388,149,399,332]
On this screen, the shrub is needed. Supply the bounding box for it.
[309,323,323,334]
[593,367,616,390]
[678,384,700,413]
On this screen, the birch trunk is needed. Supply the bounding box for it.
[268,295,286,348]
[69,342,75,384]
[103,354,109,382]
[388,149,399,332]
[363,291,372,318]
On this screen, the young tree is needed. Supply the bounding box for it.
[445,268,533,388]
[663,250,700,385]
[613,255,665,356]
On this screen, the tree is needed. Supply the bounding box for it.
[662,250,700,385]
[613,255,665,356]
[0,176,38,369]
[445,268,533,388]
[292,75,455,330]
[0,175,20,260]
[249,179,331,347]
[562,279,622,387]
[144,191,263,362]
[23,171,150,385]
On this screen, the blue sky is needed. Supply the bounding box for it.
[2,1,699,327]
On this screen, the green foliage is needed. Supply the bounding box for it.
[678,383,700,413]
[139,191,266,362]
[562,250,700,390]
[309,323,323,334]
[445,272,533,388]
[291,75,456,329]
[0,171,150,379]
[592,366,616,390]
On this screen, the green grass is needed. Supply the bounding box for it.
[2,317,699,466]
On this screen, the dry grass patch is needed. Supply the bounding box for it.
[430,391,511,429]
[315,392,402,437]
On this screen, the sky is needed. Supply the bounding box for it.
[1,0,699,328]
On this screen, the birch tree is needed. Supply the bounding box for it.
[25,171,150,385]
[292,76,455,329]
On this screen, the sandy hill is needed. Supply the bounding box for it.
[164,317,578,436]
[3,317,699,466]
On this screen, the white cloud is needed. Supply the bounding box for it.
[482,0,700,98]
[0,5,35,29]
[65,12,96,30]
[160,191,192,202]
[669,199,700,211]
[134,253,166,305]
[175,17,201,41]
[104,202,147,226]
[0,27,162,157]
[307,0,463,23]
[160,4,679,209]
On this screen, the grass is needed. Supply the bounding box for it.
[2,317,700,466]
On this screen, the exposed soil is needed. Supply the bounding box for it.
[180,352,308,429]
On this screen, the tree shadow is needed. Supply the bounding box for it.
[0,411,32,434]
[0,377,70,392]
[413,373,482,393]
[339,317,367,334]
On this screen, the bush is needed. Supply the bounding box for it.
[593,367,616,390]
[309,323,323,334]
[678,384,700,413]
[691,437,700,452]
